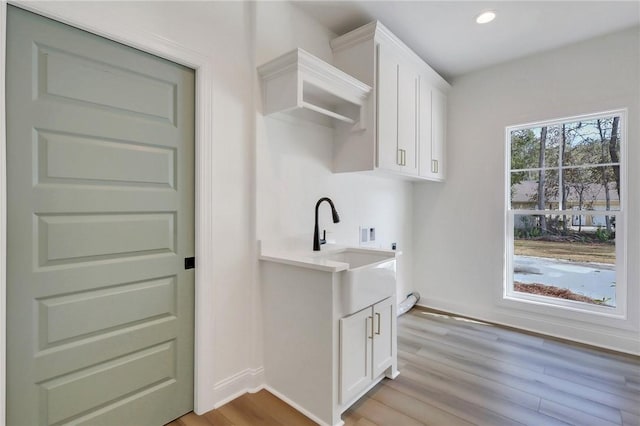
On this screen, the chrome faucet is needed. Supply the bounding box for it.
[313,197,340,251]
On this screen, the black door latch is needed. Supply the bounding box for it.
[184,257,195,270]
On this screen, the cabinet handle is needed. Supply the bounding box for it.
[397,149,402,166]
[375,313,381,335]
[432,159,438,173]
[368,316,374,339]
[398,149,406,166]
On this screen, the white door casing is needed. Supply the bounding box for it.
[0,1,217,422]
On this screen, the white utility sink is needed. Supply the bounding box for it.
[314,248,397,314]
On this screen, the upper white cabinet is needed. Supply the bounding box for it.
[258,48,371,128]
[331,21,450,181]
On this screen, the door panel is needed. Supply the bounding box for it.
[6,6,195,425]
[37,130,176,187]
[37,44,178,123]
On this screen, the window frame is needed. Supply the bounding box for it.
[504,109,627,319]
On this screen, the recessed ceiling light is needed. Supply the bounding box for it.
[476,11,496,24]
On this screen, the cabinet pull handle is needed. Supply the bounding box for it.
[368,316,374,339]
[375,313,381,335]
[397,149,402,166]
[432,159,438,173]
[398,149,406,166]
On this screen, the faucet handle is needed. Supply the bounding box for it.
[320,230,327,245]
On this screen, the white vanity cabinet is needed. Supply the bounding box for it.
[340,297,395,404]
[259,244,399,426]
[331,21,450,182]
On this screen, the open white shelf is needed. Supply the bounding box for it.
[257,48,371,128]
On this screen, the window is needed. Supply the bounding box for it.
[506,111,625,314]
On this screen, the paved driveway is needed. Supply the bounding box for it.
[514,255,616,305]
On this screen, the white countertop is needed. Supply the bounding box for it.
[258,240,400,272]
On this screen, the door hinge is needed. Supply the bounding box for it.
[184,257,195,270]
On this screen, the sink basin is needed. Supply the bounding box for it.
[320,249,393,269]
[315,248,397,314]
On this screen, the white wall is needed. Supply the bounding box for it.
[413,27,640,354]
[255,1,414,303]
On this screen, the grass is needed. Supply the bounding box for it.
[514,239,615,264]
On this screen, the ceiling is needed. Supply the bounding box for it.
[293,1,640,81]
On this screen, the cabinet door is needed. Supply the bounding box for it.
[431,88,446,179]
[372,297,394,378]
[418,83,446,180]
[397,57,420,176]
[339,307,373,404]
[377,42,421,176]
[376,42,400,172]
[418,78,433,179]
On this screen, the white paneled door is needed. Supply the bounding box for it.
[6,6,195,425]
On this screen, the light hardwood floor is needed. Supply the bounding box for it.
[170,309,640,426]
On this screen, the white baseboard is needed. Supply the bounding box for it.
[198,371,344,425]
[195,367,265,414]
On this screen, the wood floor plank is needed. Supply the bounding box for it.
[541,338,640,371]
[171,309,639,426]
[342,412,363,426]
[384,374,525,426]
[202,410,235,426]
[354,418,378,426]
[368,381,474,426]
[403,319,629,386]
[399,350,541,411]
[410,339,639,417]
[539,398,622,426]
[399,324,547,375]
[400,365,569,426]
[217,396,281,426]
[544,365,639,401]
[173,412,214,426]
[627,378,640,392]
[409,347,625,424]
[537,368,640,415]
[245,389,317,426]
[622,409,640,426]
[347,396,425,426]
[402,313,501,343]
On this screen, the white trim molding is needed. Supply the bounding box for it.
[211,367,265,410]
[0,1,217,422]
